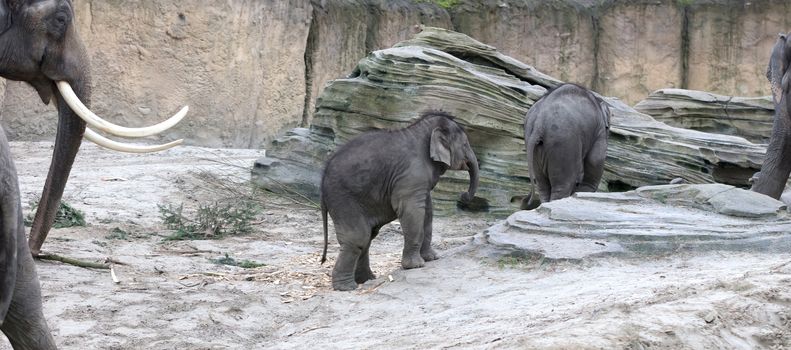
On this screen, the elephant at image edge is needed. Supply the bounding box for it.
[520,83,611,210]
[0,0,187,256]
[320,112,479,291]
[751,32,791,199]
[0,126,56,349]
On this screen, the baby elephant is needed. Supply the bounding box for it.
[0,128,57,349]
[321,112,479,291]
[521,84,611,210]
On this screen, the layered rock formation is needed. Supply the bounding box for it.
[253,27,768,215]
[635,89,774,144]
[1,1,789,147]
[475,184,790,261]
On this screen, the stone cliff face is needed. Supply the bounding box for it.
[0,0,788,148]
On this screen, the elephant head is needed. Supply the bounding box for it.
[0,0,188,254]
[767,33,789,105]
[752,32,791,199]
[429,118,479,202]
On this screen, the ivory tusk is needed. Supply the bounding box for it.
[83,128,183,153]
[56,81,188,138]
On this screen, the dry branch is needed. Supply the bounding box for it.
[36,253,110,269]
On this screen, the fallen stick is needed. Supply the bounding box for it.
[37,253,110,269]
[110,266,120,284]
[104,257,130,266]
[160,249,217,255]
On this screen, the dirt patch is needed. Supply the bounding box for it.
[1,142,790,349]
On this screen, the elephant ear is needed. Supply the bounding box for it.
[599,101,611,130]
[430,127,452,167]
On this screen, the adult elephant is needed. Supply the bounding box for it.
[0,0,189,255]
[0,125,56,349]
[520,84,610,210]
[752,32,791,199]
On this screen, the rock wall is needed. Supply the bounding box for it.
[253,28,768,215]
[1,0,788,148]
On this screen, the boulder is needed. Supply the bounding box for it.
[253,27,768,215]
[475,184,791,261]
[634,88,774,144]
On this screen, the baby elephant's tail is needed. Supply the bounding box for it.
[320,200,328,264]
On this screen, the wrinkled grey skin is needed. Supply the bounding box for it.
[752,32,791,199]
[0,127,57,349]
[0,0,93,255]
[520,84,611,210]
[320,113,479,291]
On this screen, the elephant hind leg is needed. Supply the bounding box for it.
[354,225,382,284]
[547,143,583,202]
[577,137,607,193]
[420,194,439,262]
[331,215,372,291]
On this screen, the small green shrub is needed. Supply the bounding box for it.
[105,227,130,240]
[496,254,544,269]
[211,253,265,269]
[414,0,460,10]
[24,198,86,228]
[105,227,148,240]
[158,201,259,241]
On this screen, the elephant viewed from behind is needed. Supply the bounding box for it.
[320,112,479,291]
[520,83,611,210]
[0,126,56,349]
[752,32,791,199]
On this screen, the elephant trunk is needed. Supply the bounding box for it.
[460,147,479,202]
[28,77,90,256]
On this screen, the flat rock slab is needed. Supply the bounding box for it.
[474,184,791,261]
[634,88,774,144]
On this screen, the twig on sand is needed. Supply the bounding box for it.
[287,325,330,337]
[769,260,791,273]
[37,253,110,269]
[104,257,129,266]
[110,266,120,284]
[161,249,218,255]
[359,279,388,294]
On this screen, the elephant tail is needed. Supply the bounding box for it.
[320,200,328,264]
[521,136,543,210]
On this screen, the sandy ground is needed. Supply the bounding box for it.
[1,141,790,349]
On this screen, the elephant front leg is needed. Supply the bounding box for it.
[420,194,439,262]
[397,197,427,270]
[1,245,57,350]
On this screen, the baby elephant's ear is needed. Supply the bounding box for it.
[599,101,611,130]
[430,127,452,167]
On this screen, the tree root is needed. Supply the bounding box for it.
[36,253,111,270]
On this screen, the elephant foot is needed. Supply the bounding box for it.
[401,253,425,269]
[355,270,376,284]
[332,278,358,291]
[421,247,439,262]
